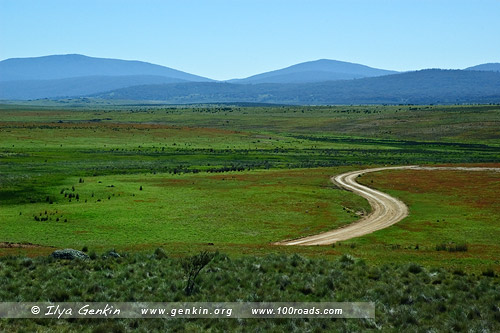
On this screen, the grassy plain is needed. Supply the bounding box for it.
[1,103,500,331]
[346,166,500,271]
[1,103,499,270]
[0,168,369,255]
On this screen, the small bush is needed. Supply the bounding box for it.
[451,244,468,252]
[181,251,217,295]
[154,247,168,259]
[20,258,33,268]
[436,243,468,252]
[339,254,355,264]
[436,243,447,251]
[482,269,496,277]
[408,263,422,274]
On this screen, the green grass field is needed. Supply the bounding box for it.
[2,103,500,331]
[1,103,499,271]
[0,168,369,253]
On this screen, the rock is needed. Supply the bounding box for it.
[50,249,90,260]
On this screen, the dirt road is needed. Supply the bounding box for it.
[278,166,500,246]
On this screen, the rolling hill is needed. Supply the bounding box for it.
[1,54,499,104]
[228,59,397,84]
[94,69,500,105]
[466,63,500,72]
[0,75,190,100]
[0,54,213,100]
[0,54,212,82]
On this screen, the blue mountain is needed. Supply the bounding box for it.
[465,63,500,72]
[0,54,212,82]
[228,59,397,84]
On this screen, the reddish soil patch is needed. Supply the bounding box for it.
[0,121,241,136]
[367,168,500,209]
[0,247,55,257]
[143,178,192,187]
[0,242,52,249]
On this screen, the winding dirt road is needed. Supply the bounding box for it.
[278,166,500,246]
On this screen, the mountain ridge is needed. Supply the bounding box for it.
[0,54,212,82]
[0,75,189,100]
[91,69,500,105]
[228,59,397,84]
[1,54,499,103]
[466,63,500,72]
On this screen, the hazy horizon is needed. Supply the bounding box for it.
[1,0,499,80]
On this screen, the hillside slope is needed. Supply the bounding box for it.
[466,63,500,72]
[0,75,189,100]
[95,69,500,105]
[229,59,397,84]
[0,54,212,82]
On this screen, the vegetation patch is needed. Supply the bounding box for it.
[0,252,499,332]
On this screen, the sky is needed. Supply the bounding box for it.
[1,0,499,80]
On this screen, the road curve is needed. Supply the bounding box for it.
[277,166,500,246]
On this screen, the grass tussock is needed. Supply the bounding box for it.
[0,251,499,332]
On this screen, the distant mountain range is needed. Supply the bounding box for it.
[228,59,397,84]
[93,70,500,105]
[465,63,500,72]
[0,54,211,82]
[0,75,189,100]
[0,54,499,104]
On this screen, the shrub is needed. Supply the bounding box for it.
[436,243,468,252]
[436,243,447,251]
[339,254,355,264]
[482,269,496,277]
[408,263,422,274]
[154,247,168,259]
[181,251,217,295]
[451,244,468,252]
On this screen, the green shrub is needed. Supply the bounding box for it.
[408,263,423,274]
[181,251,217,295]
[154,247,168,259]
[482,269,496,277]
[436,243,468,252]
[339,254,354,264]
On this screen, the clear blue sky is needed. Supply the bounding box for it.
[1,0,499,80]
